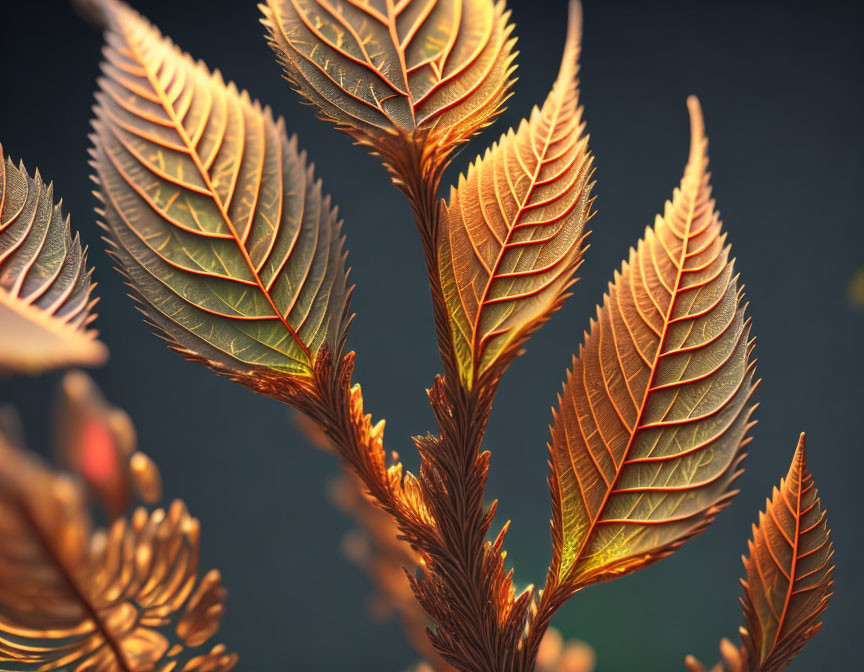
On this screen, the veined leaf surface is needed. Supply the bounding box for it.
[0,144,106,374]
[0,429,235,672]
[89,0,350,381]
[262,0,517,171]
[548,98,756,588]
[740,434,834,672]
[438,0,593,388]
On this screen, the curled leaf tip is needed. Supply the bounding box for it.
[547,100,755,590]
[439,0,593,389]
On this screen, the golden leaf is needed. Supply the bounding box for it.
[740,433,834,672]
[438,0,593,388]
[88,0,350,384]
[0,429,234,672]
[0,143,107,375]
[177,570,228,648]
[548,97,756,589]
[261,0,517,180]
[55,370,162,517]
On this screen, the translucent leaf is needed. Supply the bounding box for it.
[548,98,757,589]
[438,0,592,388]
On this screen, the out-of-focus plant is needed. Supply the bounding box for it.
[849,267,864,308]
[0,374,234,671]
[0,0,835,670]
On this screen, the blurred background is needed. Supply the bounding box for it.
[1,0,862,669]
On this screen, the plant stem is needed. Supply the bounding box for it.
[399,154,524,671]
[296,138,523,671]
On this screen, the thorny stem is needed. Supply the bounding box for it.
[524,579,569,668]
[295,137,521,671]
[393,146,519,671]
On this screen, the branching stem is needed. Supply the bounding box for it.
[293,138,523,671]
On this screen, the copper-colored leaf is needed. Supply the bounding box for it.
[740,433,834,672]
[262,0,517,178]
[55,370,162,517]
[88,0,350,384]
[0,143,107,375]
[0,429,234,672]
[438,0,592,388]
[180,644,237,672]
[548,97,756,589]
[176,570,228,648]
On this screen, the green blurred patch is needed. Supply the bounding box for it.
[849,268,864,308]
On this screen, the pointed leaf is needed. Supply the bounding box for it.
[0,144,107,374]
[262,0,517,176]
[740,434,834,672]
[88,0,350,384]
[548,97,756,588]
[438,0,593,388]
[0,429,235,672]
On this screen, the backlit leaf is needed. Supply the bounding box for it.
[88,0,350,384]
[740,433,834,672]
[0,143,107,375]
[548,97,757,588]
[262,0,517,178]
[438,0,593,388]
[0,427,234,672]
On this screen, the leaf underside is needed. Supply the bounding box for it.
[0,429,235,672]
[741,434,834,672]
[549,97,757,589]
[438,0,593,388]
[262,0,517,164]
[89,0,350,380]
[0,143,106,374]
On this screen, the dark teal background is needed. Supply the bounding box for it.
[1,0,862,670]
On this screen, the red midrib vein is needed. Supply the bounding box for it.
[18,493,133,672]
[770,456,803,655]
[468,81,570,375]
[122,22,313,365]
[565,167,701,582]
